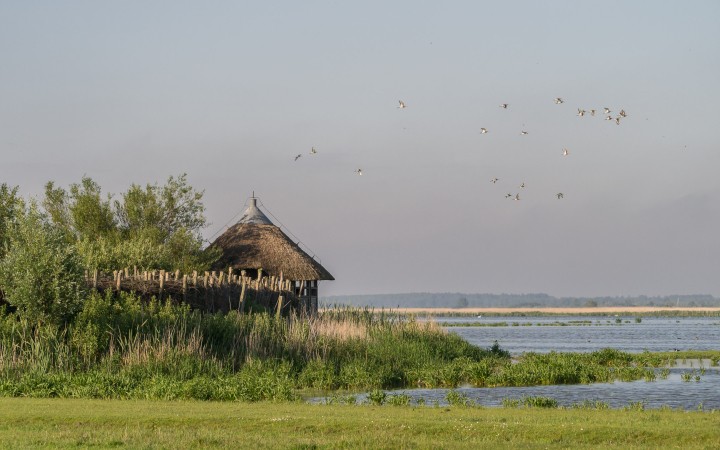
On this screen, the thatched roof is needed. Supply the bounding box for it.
[210,199,334,281]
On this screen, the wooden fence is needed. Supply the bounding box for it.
[86,268,306,316]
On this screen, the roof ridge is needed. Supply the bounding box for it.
[237,197,273,225]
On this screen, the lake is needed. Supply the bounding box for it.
[444,315,720,354]
[312,315,720,410]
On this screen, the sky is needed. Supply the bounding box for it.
[1,1,720,298]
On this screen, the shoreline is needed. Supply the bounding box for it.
[387,306,720,314]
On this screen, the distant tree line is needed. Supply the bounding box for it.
[322,292,720,308]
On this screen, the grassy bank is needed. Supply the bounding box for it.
[1,398,718,449]
[2,293,717,401]
[0,293,507,400]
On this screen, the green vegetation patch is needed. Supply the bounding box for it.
[3,291,715,401]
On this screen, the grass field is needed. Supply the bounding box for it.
[1,398,719,449]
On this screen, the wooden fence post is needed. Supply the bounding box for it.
[182,274,187,302]
[239,280,246,312]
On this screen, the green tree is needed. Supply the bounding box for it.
[112,174,216,272]
[115,174,207,240]
[43,177,116,241]
[42,174,217,273]
[0,183,23,260]
[0,203,86,325]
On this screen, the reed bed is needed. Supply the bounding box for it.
[1,293,706,401]
[0,293,502,400]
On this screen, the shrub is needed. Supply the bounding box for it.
[0,204,86,326]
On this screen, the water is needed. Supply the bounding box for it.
[310,315,720,410]
[444,316,720,354]
[367,367,720,410]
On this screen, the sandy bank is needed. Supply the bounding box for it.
[390,306,720,314]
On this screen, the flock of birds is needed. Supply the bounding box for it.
[480,97,628,202]
[292,97,628,200]
[480,97,627,202]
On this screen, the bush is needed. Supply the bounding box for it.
[0,204,86,326]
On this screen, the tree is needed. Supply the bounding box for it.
[115,174,207,240]
[112,174,215,271]
[0,203,86,325]
[42,174,217,272]
[43,177,116,241]
[0,183,23,260]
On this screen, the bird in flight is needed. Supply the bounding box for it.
[499,103,509,109]
[615,117,621,125]
[505,193,513,198]
[577,108,586,117]
[603,107,611,114]
[557,193,564,199]
[520,182,526,189]
[555,97,564,104]
[398,100,406,109]
[562,148,569,156]
[520,130,529,135]
[310,147,317,155]
[354,168,363,176]
[619,109,627,118]
[605,115,613,121]
[590,109,596,116]
[294,154,302,161]
[491,177,499,183]
[480,128,488,134]
[514,194,521,201]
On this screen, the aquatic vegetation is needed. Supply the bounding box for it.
[502,396,558,408]
[385,393,411,406]
[324,393,357,405]
[445,389,472,407]
[367,389,386,405]
[571,399,609,410]
[624,401,646,411]
[522,396,558,408]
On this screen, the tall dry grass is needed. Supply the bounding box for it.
[0,293,502,398]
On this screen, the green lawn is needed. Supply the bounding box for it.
[1,398,718,449]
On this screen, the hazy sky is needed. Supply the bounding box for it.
[2,1,720,297]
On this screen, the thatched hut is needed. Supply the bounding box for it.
[210,197,334,314]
